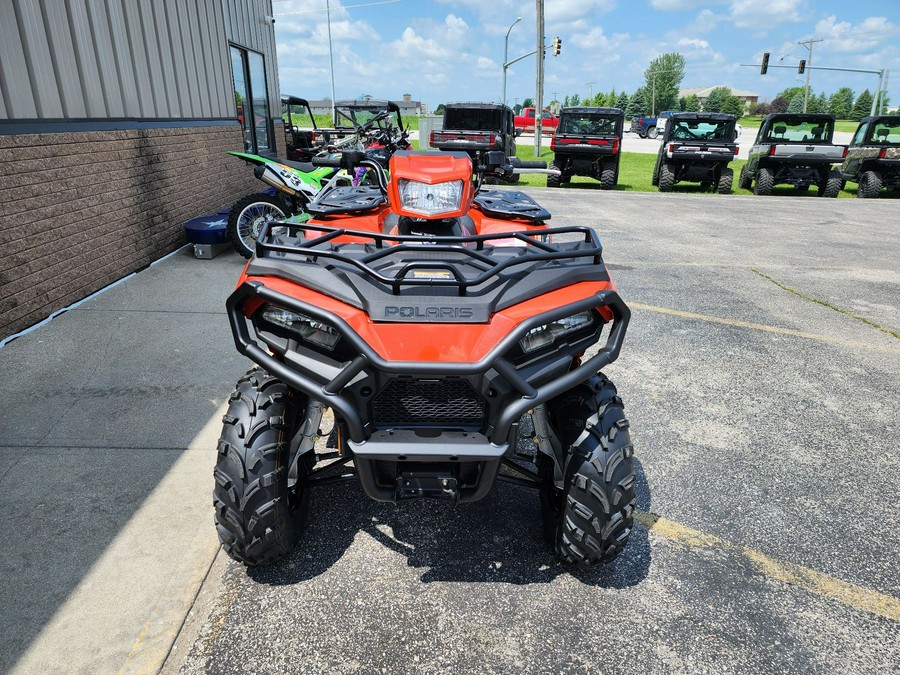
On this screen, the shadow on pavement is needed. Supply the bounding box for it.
[246,458,652,589]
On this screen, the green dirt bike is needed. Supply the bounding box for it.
[225,152,353,258]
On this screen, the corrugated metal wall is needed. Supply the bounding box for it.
[0,0,280,122]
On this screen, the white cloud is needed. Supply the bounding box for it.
[678,37,710,50]
[545,0,616,24]
[650,0,720,10]
[811,15,899,54]
[730,0,801,30]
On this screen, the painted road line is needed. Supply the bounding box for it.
[630,302,900,354]
[634,510,900,622]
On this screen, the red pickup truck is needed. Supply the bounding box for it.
[514,107,559,134]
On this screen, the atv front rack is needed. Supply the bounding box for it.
[255,222,604,297]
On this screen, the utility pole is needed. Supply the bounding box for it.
[797,38,823,113]
[586,81,597,101]
[326,0,337,126]
[534,0,544,157]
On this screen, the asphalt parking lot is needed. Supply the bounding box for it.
[1,190,897,674]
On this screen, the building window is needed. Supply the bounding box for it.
[230,45,271,153]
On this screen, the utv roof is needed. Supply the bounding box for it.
[334,99,401,113]
[561,107,623,115]
[763,113,835,122]
[669,112,736,122]
[282,95,310,106]
[859,115,900,124]
[446,102,513,111]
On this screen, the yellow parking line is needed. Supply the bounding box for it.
[634,510,900,622]
[630,302,900,354]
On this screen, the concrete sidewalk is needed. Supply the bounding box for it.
[0,248,250,673]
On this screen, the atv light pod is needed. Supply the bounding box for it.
[261,306,340,350]
[518,311,595,353]
[396,178,464,217]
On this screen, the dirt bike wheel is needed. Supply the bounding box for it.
[547,162,561,188]
[228,193,289,259]
[213,368,310,566]
[753,167,774,196]
[541,375,635,566]
[857,170,883,198]
[717,167,733,194]
[658,162,675,191]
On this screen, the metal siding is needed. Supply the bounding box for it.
[17,0,64,117]
[0,2,38,118]
[40,0,88,117]
[0,0,271,122]
[105,0,141,117]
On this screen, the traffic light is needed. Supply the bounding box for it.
[760,52,769,75]
[798,59,806,74]
[552,37,561,56]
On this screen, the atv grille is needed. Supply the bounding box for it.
[372,378,486,428]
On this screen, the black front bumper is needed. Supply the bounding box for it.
[227,281,629,448]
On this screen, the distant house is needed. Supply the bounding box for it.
[680,86,760,109]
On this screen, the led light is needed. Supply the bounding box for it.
[397,178,463,216]
[262,307,340,350]
[518,311,595,354]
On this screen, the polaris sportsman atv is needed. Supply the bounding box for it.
[214,150,635,567]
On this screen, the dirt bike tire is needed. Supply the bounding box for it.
[213,368,310,566]
[228,193,289,259]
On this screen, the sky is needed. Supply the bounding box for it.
[271,0,900,110]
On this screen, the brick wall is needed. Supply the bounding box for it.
[0,124,262,340]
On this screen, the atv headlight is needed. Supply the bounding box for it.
[397,179,464,217]
[519,311,595,354]
[261,307,340,350]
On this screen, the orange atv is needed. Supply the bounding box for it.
[215,150,635,567]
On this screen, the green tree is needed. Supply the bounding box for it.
[878,93,892,115]
[642,52,686,114]
[704,86,730,112]
[851,89,874,120]
[683,93,701,112]
[828,88,854,118]
[434,103,445,115]
[522,97,534,109]
[626,89,647,118]
[615,92,629,110]
[787,93,804,113]
[722,95,746,117]
[569,93,581,106]
[769,96,789,113]
[807,92,828,114]
[776,86,806,103]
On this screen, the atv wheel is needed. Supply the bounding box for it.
[738,165,752,190]
[820,168,842,198]
[213,368,310,566]
[753,167,774,196]
[599,161,616,190]
[658,162,675,192]
[547,162,561,188]
[541,375,635,566]
[716,168,733,194]
[228,193,289,259]
[647,125,658,140]
[857,170,883,198]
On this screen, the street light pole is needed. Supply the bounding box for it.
[798,38,823,113]
[326,0,337,126]
[502,17,522,106]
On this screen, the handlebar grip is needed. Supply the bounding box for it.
[517,160,547,169]
[311,155,342,168]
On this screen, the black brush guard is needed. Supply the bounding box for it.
[226,225,630,500]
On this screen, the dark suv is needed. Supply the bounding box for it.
[548,107,624,189]
[652,112,738,193]
[840,115,900,198]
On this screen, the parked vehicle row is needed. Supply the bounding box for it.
[548,110,900,199]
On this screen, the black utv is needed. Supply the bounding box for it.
[547,107,624,189]
[840,115,900,198]
[651,112,738,193]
